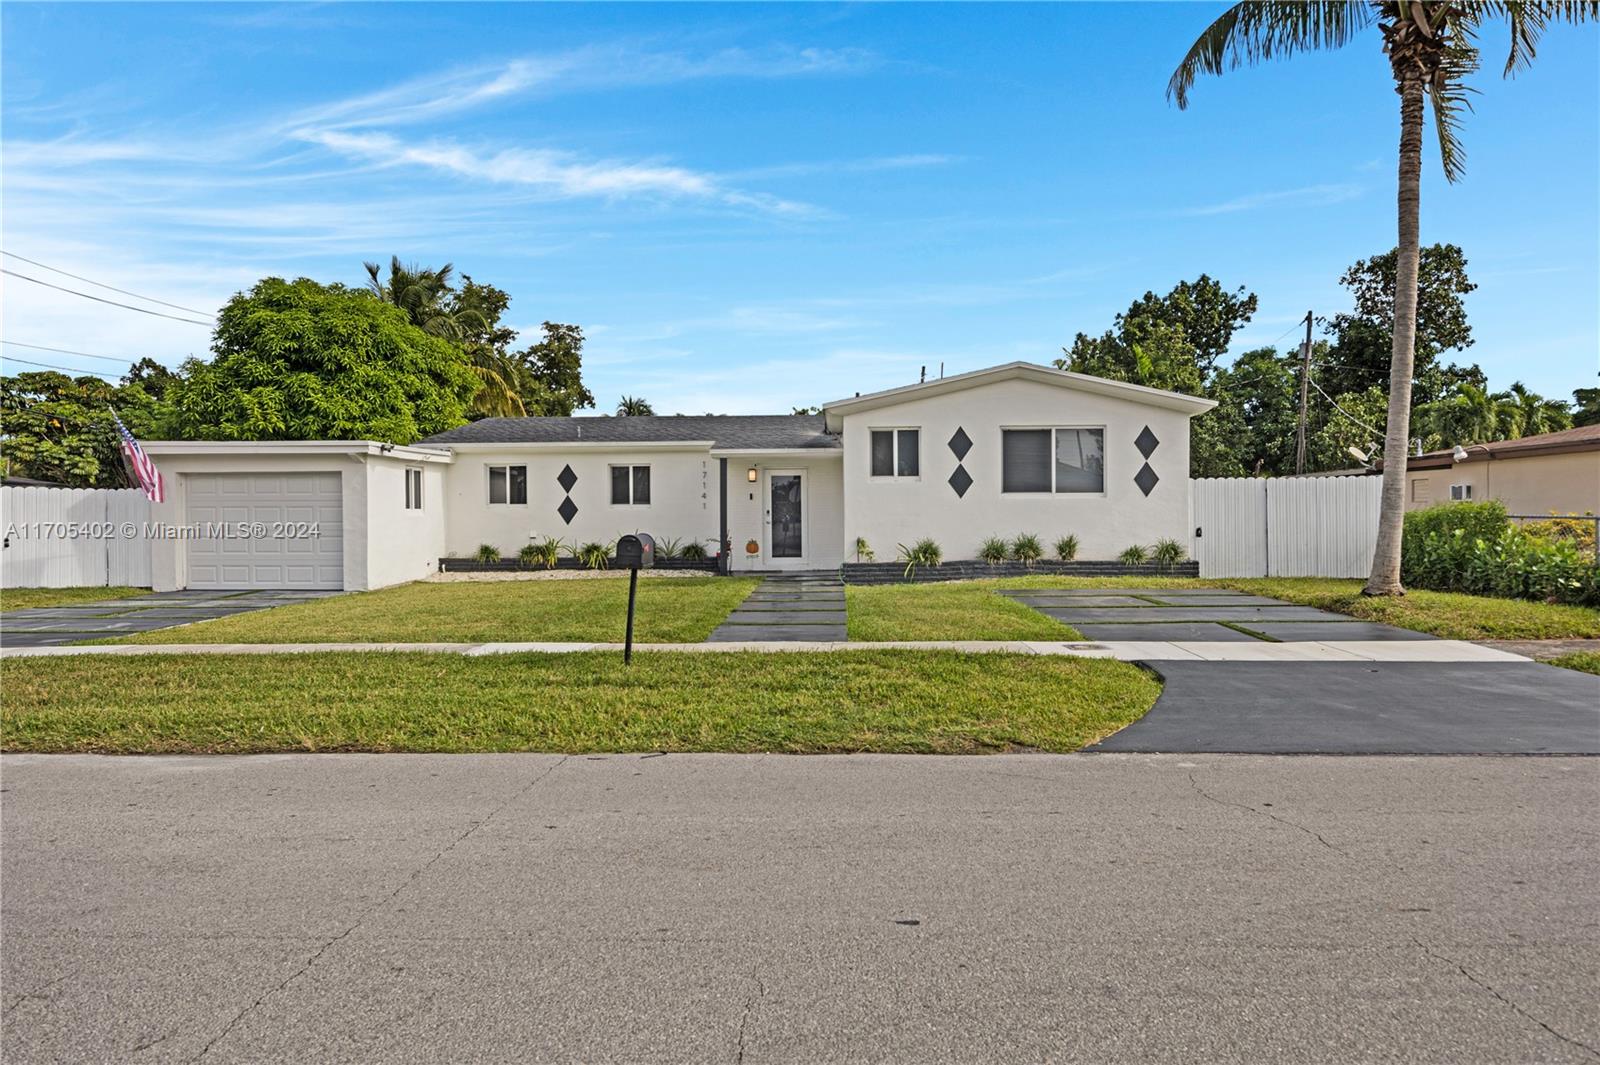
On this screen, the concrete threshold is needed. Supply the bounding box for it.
[1,640,1532,663]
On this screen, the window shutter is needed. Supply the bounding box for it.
[1002,430,1052,492]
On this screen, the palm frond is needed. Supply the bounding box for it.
[1426,14,1483,183]
[1168,1,1377,108]
[1481,1,1597,76]
[468,364,526,418]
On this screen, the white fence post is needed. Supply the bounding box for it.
[1,486,152,589]
[1191,476,1380,578]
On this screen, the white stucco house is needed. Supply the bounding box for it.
[140,362,1215,591]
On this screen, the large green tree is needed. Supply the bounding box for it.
[1169,0,1596,596]
[0,372,164,487]
[1573,387,1600,428]
[165,277,478,443]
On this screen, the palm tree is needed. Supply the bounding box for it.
[1420,381,1504,445]
[363,256,522,418]
[1169,2,1596,596]
[616,396,655,417]
[1502,381,1574,438]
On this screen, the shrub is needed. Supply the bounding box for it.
[475,543,501,564]
[1402,501,1509,578]
[655,536,684,560]
[1055,534,1080,562]
[1520,513,1598,555]
[897,537,943,579]
[1010,533,1044,566]
[978,536,1009,565]
[575,541,611,570]
[1118,544,1150,566]
[522,538,563,569]
[854,536,876,562]
[681,540,709,561]
[1151,538,1187,569]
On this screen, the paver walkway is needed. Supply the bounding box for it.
[707,572,847,642]
[1000,586,1435,642]
[0,589,341,647]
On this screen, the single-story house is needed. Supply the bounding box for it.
[140,361,1216,591]
[1404,423,1600,514]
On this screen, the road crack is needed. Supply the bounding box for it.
[188,756,570,1062]
[1186,772,1348,856]
[735,968,766,1064]
[1412,937,1599,1059]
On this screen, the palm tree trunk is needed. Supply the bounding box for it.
[1365,72,1426,597]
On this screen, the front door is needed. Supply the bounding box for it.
[765,470,805,565]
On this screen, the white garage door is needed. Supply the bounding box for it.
[185,473,344,589]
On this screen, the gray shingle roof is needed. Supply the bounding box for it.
[417,414,839,451]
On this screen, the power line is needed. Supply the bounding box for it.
[0,354,121,379]
[1,340,145,367]
[0,251,215,316]
[1,269,214,327]
[1309,376,1384,437]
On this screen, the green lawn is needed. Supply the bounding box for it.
[0,651,1161,755]
[113,577,759,645]
[846,582,1082,641]
[1549,651,1600,676]
[1,586,147,611]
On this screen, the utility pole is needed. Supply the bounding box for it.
[1293,310,1314,475]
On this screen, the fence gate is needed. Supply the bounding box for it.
[1191,476,1381,578]
[1,486,152,589]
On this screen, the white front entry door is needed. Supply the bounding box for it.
[763,469,806,568]
[184,472,344,589]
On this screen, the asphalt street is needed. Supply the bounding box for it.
[4,752,1597,1064]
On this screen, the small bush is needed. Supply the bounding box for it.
[897,537,943,579]
[1118,544,1150,566]
[1055,534,1080,562]
[1010,532,1044,566]
[854,536,876,562]
[1151,538,1187,568]
[655,536,684,560]
[522,538,563,569]
[681,540,709,561]
[978,536,1009,565]
[575,541,611,570]
[475,543,501,563]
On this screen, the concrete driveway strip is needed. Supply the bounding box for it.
[4,752,1598,1064]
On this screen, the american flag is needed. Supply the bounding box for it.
[111,411,165,503]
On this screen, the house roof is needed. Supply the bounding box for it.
[1406,423,1600,470]
[820,361,1218,429]
[416,414,840,452]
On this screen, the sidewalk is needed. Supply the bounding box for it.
[0,638,1531,663]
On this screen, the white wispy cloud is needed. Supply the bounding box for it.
[1175,183,1364,217]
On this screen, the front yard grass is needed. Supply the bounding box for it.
[846,582,1082,641]
[1549,652,1600,676]
[2,586,147,611]
[0,651,1161,754]
[111,576,759,645]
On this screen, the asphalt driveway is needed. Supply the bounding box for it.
[3,752,1597,1064]
[0,590,339,647]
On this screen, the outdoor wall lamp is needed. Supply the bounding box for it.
[747,466,758,482]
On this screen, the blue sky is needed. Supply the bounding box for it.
[3,2,1596,415]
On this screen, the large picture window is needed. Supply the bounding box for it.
[487,464,528,505]
[869,428,920,478]
[611,465,651,505]
[1002,428,1104,494]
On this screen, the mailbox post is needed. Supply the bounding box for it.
[614,534,655,664]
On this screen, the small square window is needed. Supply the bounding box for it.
[870,428,920,478]
[404,468,423,510]
[1450,483,1473,501]
[488,465,527,505]
[610,465,651,505]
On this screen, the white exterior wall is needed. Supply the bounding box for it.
[439,446,720,558]
[365,456,450,589]
[723,454,845,572]
[839,377,1195,562]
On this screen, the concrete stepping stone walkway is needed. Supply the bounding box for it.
[0,589,343,648]
[709,573,847,642]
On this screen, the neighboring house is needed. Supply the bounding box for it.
[140,361,1215,591]
[1403,424,1600,515]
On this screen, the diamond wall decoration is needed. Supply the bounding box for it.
[947,427,973,461]
[557,464,579,493]
[948,465,973,498]
[1133,463,1160,497]
[557,496,579,525]
[1135,425,1160,459]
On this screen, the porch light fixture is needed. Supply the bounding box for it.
[747,466,758,483]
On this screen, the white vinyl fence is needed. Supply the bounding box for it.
[1,486,152,589]
[1191,476,1382,578]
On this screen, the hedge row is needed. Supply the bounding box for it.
[1401,501,1599,606]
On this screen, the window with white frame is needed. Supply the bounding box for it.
[870,428,920,478]
[1001,428,1105,494]
[487,464,527,505]
[1450,483,1473,501]
[404,468,424,510]
[611,465,651,505]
